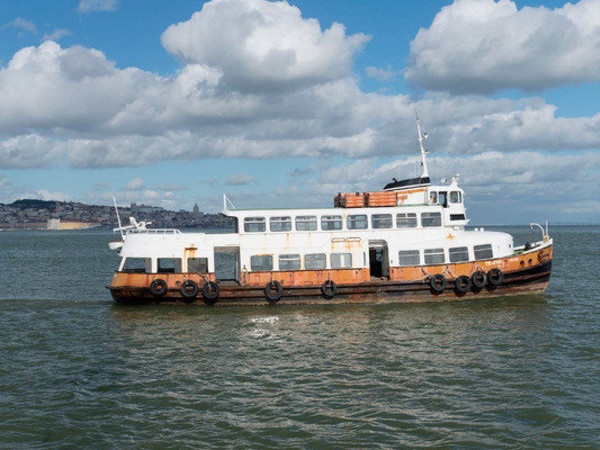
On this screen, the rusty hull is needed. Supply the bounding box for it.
[108,245,552,306]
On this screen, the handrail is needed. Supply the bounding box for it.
[125,228,181,235]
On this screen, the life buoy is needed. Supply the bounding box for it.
[454,275,471,294]
[149,279,168,297]
[430,274,446,294]
[321,280,337,299]
[538,249,550,263]
[487,268,503,287]
[471,271,487,290]
[202,281,220,305]
[180,279,199,300]
[264,281,283,303]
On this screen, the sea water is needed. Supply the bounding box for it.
[0,226,598,447]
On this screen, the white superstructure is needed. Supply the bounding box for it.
[114,175,513,280]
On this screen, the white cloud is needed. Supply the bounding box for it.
[0,0,598,215]
[365,65,397,82]
[2,18,38,34]
[225,173,256,186]
[125,177,144,190]
[78,0,118,14]
[42,29,71,41]
[36,189,70,202]
[161,0,369,91]
[406,0,600,93]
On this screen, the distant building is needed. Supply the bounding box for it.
[47,218,100,230]
[193,203,201,215]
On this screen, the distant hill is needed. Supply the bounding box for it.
[10,199,57,210]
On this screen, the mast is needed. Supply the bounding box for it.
[415,110,429,179]
[113,196,124,240]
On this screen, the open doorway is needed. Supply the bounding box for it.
[368,240,389,280]
[214,247,240,284]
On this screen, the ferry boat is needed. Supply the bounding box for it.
[107,120,553,306]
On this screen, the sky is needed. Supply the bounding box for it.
[0,0,599,224]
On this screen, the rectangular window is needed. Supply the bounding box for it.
[449,247,469,263]
[421,212,442,227]
[429,191,438,204]
[321,215,342,230]
[396,212,417,228]
[279,254,301,271]
[296,216,317,231]
[305,253,326,270]
[450,214,466,221]
[122,257,151,273]
[439,191,448,207]
[424,248,445,265]
[398,250,420,267]
[270,216,292,232]
[474,244,494,260]
[331,252,352,269]
[250,255,273,271]
[158,258,182,273]
[347,214,368,230]
[188,257,208,273]
[450,191,461,203]
[372,214,393,229]
[244,217,266,232]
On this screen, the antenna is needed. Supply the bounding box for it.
[414,109,429,179]
[113,196,124,239]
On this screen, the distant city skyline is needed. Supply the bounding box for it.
[1,0,599,224]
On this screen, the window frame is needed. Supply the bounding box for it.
[396,212,417,228]
[372,213,393,229]
[449,246,469,263]
[421,212,442,227]
[347,214,368,230]
[157,258,182,274]
[474,244,494,260]
[244,217,266,233]
[450,191,461,203]
[398,250,420,267]
[424,248,445,265]
[269,216,292,232]
[295,215,317,231]
[187,257,208,273]
[321,215,343,231]
[331,252,352,269]
[121,257,152,274]
[278,254,301,271]
[250,254,273,271]
[304,253,327,270]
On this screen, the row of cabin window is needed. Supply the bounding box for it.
[122,257,208,274]
[398,244,493,267]
[251,252,353,271]
[430,191,462,206]
[244,212,442,233]
[121,244,494,274]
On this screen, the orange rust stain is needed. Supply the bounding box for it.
[389,245,552,281]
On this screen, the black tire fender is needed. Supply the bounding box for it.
[321,280,337,299]
[471,271,487,290]
[149,279,168,297]
[180,279,199,300]
[430,274,446,294]
[264,281,283,303]
[487,268,503,287]
[202,281,220,305]
[454,275,471,294]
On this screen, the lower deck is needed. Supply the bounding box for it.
[108,243,552,306]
